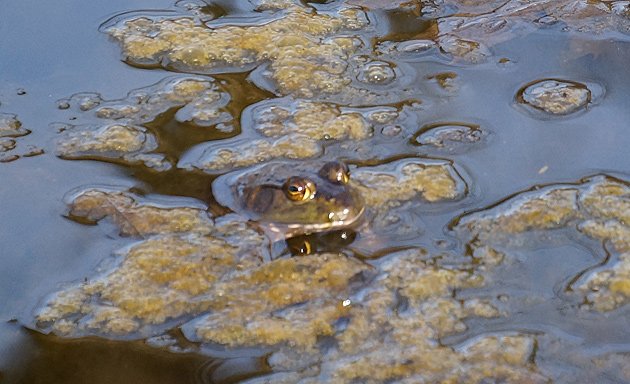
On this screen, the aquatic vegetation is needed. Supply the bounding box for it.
[249,98,372,140]
[56,123,171,171]
[410,121,484,152]
[104,6,368,98]
[180,135,323,172]
[517,79,592,116]
[178,100,417,172]
[54,76,233,170]
[454,175,630,311]
[16,0,630,382]
[66,187,214,236]
[35,181,548,381]
[58,76,231,127]
[0,113,44,162]
[352,157,466,206]
[0,113,29,138]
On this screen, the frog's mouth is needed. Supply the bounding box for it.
[264,205,366,238]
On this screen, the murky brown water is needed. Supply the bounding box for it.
[1,0,630,383]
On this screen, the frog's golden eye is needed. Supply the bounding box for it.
[287,236,313,256]
[284,177,316,202]
[319,161,350,184]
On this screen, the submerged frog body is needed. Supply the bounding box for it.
[212,161,365,238]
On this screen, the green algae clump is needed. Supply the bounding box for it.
[184,135,323,173]
[455,175,630,311]
[36,233,265,335]
[67,187,214,236]
[352,158,467,206]
[56,123,171,171]
[105,7,367,97]
[0,113,29,138]
[252,99,372,140]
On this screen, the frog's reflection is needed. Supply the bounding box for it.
[286,229,358,256]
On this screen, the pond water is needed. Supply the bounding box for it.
[1,0,629,383]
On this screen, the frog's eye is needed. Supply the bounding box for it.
[287,236,313,256]
[319,161,350,184]
[284,177,316,202]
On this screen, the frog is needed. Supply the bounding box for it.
[211,160,366,241]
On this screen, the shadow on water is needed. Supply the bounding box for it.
[7,330,207,384]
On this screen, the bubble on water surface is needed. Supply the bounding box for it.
[395,39,437,53]
[356,61,397,85]
[516,79,593,116]
[0,154,19,163]
[438,35,491,63]
[381,125,402,136]
[21,145,45,157]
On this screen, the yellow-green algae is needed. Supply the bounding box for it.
[352,158,466,206]
[184,135,323,172]
[259,250,543,383]
[56,123,171,171]
[60,76,231,126]
[455,175,630,311]
[67,187,214,236]
[105,6,367,97]
[0,113,29,138]
[181,100,413,172]
[36,237,542,382]
[251,98,372,140]
[55,76,233,170]
[34,182,549,382]
[0,113,34,162]
[37,188,269,336]
[36,233,265,335]
[188,253,369,348]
